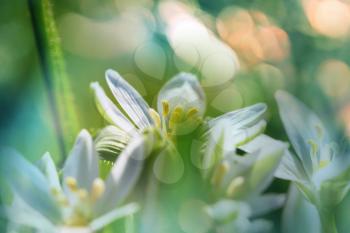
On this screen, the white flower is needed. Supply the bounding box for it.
[0,129,145,233]
[275,91,350,207]
[198,104,287,233]
[90,69,205,143]
[275,91,350,233]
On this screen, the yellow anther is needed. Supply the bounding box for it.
[169,106,184,130]
[91,178,105,201]
[51,187,60,196]
[149,108,161,128]
[186,107,199,118]
[319,160,330,169]
[162,100,170,116]
[211,162,229,187]
[226,176,244,198]
[65,177,78,191]
[77,189,88,200]
[307,140,318,156]
[58,197,69,207]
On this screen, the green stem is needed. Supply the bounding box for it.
[318,207,338,233]
[27,0,80,161]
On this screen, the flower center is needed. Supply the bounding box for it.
[51,177,106,227]
[149,100,202,136]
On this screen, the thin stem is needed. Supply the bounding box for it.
[28,0,66,158]
[318,207,338,233]
[27,0,80,162]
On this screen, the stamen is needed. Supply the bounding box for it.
[51,187,60,196]
[169,106,184,129]
[77,189,88,200]
[149,108,161,128]
[58,196,69,207]
[162,100,170,116]
[91,178,105,201]
[186,107,199,118]
[66,177,78,191]
[226,176,244,197]
[319,160,329,169]
[211,162,229,187]
[307,139,318,156]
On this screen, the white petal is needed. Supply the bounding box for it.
[282,184,321,233]
[275,150,309,183]
[157,72,206,116]
[95,133,146,216]
[37,152,61,192]
[90,82,137,134]
[209,103,267,129]
[4,194,56,231]
[240,134,287,195]
[275,90,331,176]
[95,125,130,161]
[90,203,139,231]
[0,148,60,222]
[106,69,153,130]
[62,130,99,190]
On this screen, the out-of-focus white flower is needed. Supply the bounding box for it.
[197,103,287,233]
[0,129,145,233]
[275,90,350,233]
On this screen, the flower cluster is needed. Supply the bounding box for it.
[1,69,349,233]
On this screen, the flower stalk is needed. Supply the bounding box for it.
[27,0,79,160]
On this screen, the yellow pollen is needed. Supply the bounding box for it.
[58,196,69,207]
[91,178,105,201]
[65,177,78,191]
[149,108,161,128]
[226,176,244,197]
[162,101,170,116]
[51,187,60,196]
[186,107,199,118]
[211,162,229,187]
[77,189,88,200]
[319,160,329,169]
[307,140,318,156]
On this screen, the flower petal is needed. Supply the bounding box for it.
[275,150,309,183]
[90,82,136,134]
[275,90,331,176]
[239,134,287,195]
[0,148,61,222]
[282,184,320,233]
[62,130,99,190]
[90,203,139,231]
[4,194,56,231]
[37,152,61,192]
[106,69,153,130]
[209,103,267,130]
[157,72,206,117]
[95,125,130,162]
[95,133,146,216]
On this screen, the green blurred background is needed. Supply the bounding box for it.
[1,0,350,232]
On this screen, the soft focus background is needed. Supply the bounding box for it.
[1,0,350,232]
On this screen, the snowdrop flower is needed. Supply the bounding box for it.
[275,90,350,233]
[0,129,146,233]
